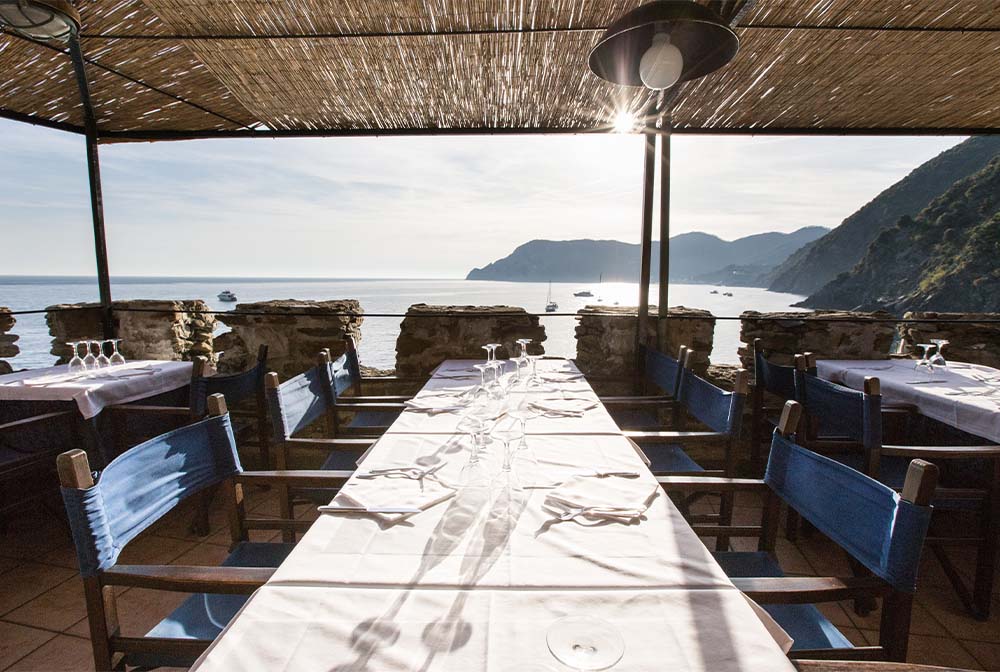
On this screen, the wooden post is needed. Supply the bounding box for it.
[68,34,113,339]
[657,131,671,349]
[635,130,656,381]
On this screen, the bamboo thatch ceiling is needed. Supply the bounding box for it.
[2,0,999,140]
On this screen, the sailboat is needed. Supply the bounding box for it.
[545,282,558,313]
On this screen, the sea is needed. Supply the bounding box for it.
[0,276,806,371]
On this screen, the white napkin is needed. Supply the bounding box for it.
[404,397,467,414]
[334,475,456,522]
[544,475,659,523]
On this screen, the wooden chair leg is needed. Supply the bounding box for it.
[785,507,800,542]
[82,577,117,671]
[716,491,734,552]
[879,590,914,662]
[847,554,878,616]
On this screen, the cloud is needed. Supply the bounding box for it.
[0,118,964,277]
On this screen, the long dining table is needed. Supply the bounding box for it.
[191,358,796,671]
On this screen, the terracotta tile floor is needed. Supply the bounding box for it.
[1,489,997,671]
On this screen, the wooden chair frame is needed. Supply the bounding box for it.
[658,401,939,663]
[599,343,687,413]
[59,394,354,671]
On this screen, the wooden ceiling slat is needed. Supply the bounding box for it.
[1,0,999,137]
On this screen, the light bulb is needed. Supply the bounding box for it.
[639,32,683,90]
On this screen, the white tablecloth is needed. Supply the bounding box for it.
[817,359,1000,443]
[192,585,795,672]
[0,360,193,419]
[193,359,795,671]
[389,359,622,435]
[270,433,733,590]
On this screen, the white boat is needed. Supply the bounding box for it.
[545,282,558,313]
[573,290,594,297]
[218,290,238,302]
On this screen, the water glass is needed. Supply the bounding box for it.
[914,343,935,373]
[546,616,625,670]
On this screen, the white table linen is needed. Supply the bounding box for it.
[0,360,193,419]
[271,432,734,590]
[193,358,795,671]
[192,585,796,672]
[817,359,1000,443]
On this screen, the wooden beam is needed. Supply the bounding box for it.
[635,130,656,372]
[656,131,671,349]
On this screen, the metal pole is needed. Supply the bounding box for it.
[635,130,656,370]
[657,131,671,348]
[68,34,113,337]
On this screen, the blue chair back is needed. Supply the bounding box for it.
[755,346,797,400]
[765,431,932,593]
[640,345,682,397]
[61,414,242,578]
[322,352,358,401]
[189,346,268,417]
[266,365,330,441]
[678,368,745,435]
[794,369,881,447]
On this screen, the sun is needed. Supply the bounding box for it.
[613,109,637,134]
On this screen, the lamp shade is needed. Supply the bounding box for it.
[589,0,739,88]
[0,0,80,42]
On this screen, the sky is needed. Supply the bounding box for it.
[0,118,964,278]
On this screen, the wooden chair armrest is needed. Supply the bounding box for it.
[236,470,354,487]
[106,404,193,416]
[343,395,412,403]
[656,476,766,493]
[285,437,375,450]
[625,430,725,444]
[103,565,273,593]
[363,376,427,384]
[881,444,1000,459]
[733,576,890,604]
[0,411,76,432]
[335,402,407,412]
[600,397,676,408]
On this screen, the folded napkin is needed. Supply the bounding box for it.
[543,475,658,523]
[334,474,456,522]
[404,397,467,414]
[529,398,598,417]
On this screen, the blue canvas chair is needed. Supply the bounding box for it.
[315,336,411,437]
[266,352,382,539]
[58,394,352,671]
[623,351,748,550]
[749,338,801,474]
[794,357,1000,620]
[604,344,687,430]
[658,401,938,662]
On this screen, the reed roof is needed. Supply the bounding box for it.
[2,0,999,141]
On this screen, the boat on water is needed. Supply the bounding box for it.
[573,290,594,297]
[218,290,238,302]
[709,290,719,294]
[722,292,733,297]
[545,282,558,313]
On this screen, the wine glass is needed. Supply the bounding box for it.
[486,342,501,362]
[929,339,949,367]
[914,343,935,374]
[96,340,112,369]
[488,361,507,401]
[546,616,625,670]
[457,417,491,488]
[109,339,126,366]
[527,355,542,386]
[82,341,98,370]
[67,342,86,375]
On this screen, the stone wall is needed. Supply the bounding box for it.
[0,308,17,374]
[574,305,715,377]
[216,300,363,378]
[899,312,1000,367]
[738,310,897,369]
[46,300,215,364]
[395,304,545,376]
